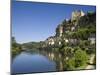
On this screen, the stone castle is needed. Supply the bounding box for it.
[56,10,85,37]
[71,10,85,21]
[45,10,85,45]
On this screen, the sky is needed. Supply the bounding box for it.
[12,1,96,43]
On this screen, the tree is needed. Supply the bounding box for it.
[65,57,75,70]
[12,37,22,57]
[64,49,89,70]
[12,37,16,43]
[74,49,88,67]
[93,56,96,65]
[62,19,67,26]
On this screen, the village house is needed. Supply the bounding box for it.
[88,34,96,44]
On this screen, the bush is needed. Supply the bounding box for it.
[65,58,75,70]
[93,56,96,65]
[74,49,88,67]
[65,49,89,70]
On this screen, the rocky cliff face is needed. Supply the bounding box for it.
[45,10,96,46]
[56,10,85,37]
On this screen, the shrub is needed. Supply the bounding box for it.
[74,49,88,67]
[65,58,75,70]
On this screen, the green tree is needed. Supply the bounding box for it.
[74,49,88,67]
[64,48,89,70]
[93,56,96,65]
[65,58,75,70]
[12,37,22,57]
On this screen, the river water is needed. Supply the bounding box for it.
[11,51,57,74]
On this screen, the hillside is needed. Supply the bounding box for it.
[45,10,96,48]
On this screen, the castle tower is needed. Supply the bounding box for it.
[71,10,85,22]
[80,10,85,17]
[56,25,63,37]
[59,25,63,37]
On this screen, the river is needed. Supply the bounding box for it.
[11,50,58,74]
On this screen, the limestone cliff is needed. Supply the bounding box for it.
[45,10,96,46]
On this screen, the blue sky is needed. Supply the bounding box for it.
[12,1,96,43]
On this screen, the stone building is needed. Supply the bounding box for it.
[88,34,96,44]
[56,25,63,37]
[45,37,55,45]
[71,10,85,22]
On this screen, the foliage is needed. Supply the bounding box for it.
[93,56,96,65]
[74,49,89,67]
[64,49,89,70]
[65,58,75,70]
[12,37,22,57]
[22,42,43,49]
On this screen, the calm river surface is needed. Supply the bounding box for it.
[11,51,57,74]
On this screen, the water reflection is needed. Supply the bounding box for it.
[12,49,66,74]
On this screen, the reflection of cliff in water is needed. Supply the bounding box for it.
[26,49,66,71]
[38,50,64,71]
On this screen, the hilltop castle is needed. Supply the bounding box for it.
[45,10,86,45]
[71,10,85,21]
[56,10,85,37]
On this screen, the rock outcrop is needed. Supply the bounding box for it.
[44,10,96,47]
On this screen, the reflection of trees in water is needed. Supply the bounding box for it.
[12,51,21,63]
[12,49,68,71]
[36,49,66,71]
